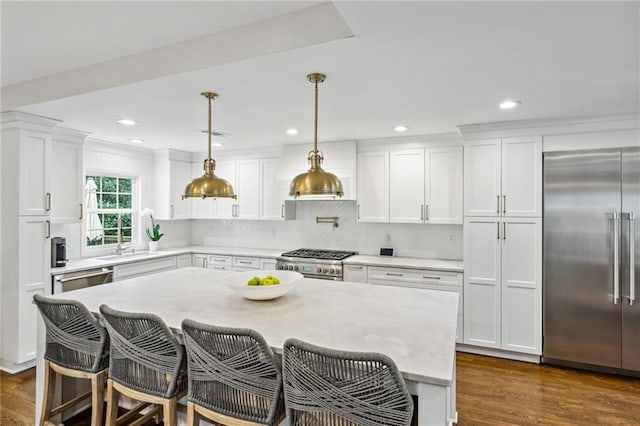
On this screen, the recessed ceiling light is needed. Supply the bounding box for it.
[212,142,224,147]
[117,118,137,126]
[129,138,144,144]
[286,128,299,135]
[393,125,409,132]
[499,100,522,109]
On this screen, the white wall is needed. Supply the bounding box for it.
[191,200,463,259]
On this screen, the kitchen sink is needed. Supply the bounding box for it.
[97,251,158,261]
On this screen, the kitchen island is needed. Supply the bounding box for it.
[37,267,459,426]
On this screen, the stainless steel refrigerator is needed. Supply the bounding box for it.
[543,147,639,372]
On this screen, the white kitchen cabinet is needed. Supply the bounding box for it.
[343,264,367,283]
[51,129,85,223]
[213,160,236,219]
[388,147,463,224]
[235,159,260,219]
[464,137,541,217]
[113,256,177,280]
[367,266,464,343]
[192,253,208,268]
[463,217,541,354]
[154,150,193,220]
[176,254,192,268]
[260,158,296,220]
[259,258,277,270]
[207,254,232,270]
[233,256,260,271]
[356,152,389,222]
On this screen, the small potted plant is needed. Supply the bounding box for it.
[141,208,164,251]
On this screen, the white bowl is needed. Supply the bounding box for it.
[224,270,302,301]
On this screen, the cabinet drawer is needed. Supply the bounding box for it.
[367,267,461,287]
[176,254,192,268]
[114,256,177,280]
[207,255,232,269]
[259,258,276,270]
[192,254,208,268]
[233,256,259,269]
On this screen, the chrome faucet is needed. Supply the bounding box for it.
[113,216,134,255]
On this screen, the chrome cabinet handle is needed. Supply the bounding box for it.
[46,193,51,212]
[45,220,51,239]
[235,204,239,217]
[357,204,360,219]
[425,205,429,221]
[503,195,506,214]
[281,204,285,218]
[497,221,500,239]
[79,203,83,220]
[238,260,252,264]
[420,205,424,221]
[386,272,403,277]
[503,222,506,240]
[422,275,441,280]
[630,212,636,306]
[613,212,620,304]
[202,258,207,268]
[349,266,363,270]
[170,204,175,218]
[497,195,500,214]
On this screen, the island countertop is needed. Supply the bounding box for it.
[50,267,458,387]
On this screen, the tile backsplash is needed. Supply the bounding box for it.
[190,200,462,259]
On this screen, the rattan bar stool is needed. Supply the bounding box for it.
[33,294,109,426]
[282,338,414,426]
[99,304,188,426]
[181,319,285,426]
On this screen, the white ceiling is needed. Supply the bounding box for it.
[2,1,639,153]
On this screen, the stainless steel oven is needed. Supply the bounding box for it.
[276,249,357,281]
[52,267,113,294]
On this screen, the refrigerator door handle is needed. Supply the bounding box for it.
[630,212,636,306]
[613,212,620,304]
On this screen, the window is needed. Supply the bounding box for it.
[85,175,136,247]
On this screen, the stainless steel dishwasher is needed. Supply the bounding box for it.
[52,267,113,294]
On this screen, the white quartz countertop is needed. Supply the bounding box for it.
[343,255,463,272]
[52,267,458,386]
[50,245,284,275]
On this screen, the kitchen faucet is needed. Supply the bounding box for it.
[113,216,134,255]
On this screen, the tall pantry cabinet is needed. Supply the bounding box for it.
[462,136,543,356]
[1,112,59,372]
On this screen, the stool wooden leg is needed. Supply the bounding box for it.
[186,401,195,426]
[91,370,107,426]
[163,398,177,426]
[40,360,56,426]
[104,379,119,426]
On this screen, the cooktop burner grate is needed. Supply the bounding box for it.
[280,248,357,261]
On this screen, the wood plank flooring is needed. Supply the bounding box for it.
[2,353,640,425]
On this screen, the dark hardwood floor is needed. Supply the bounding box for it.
[2,353,640,425]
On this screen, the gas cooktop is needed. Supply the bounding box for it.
[280,248,357,261]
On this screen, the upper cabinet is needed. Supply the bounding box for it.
[260,158,296,221]
[235,159,260,219]
[464,137,541,217]
[154,149,193,220]
[51,128,86,223]
[358,145,463,224]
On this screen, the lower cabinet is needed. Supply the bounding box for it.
[191,254,277,271]
[113,256,178,281]
[343,264,367,283]
[207,255,233,270]
[259,258,276,270]
[192,253,208,268]
[463,217,542,354]
[176,254,192,268]
[367,266,464,343]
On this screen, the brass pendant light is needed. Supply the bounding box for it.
[183,92,236,200]
[289,73,344,199]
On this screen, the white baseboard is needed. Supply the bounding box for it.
[456,344,541,364]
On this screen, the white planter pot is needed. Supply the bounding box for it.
[148,241,159,252]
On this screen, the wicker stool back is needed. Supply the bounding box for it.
[282,338,414,426]
[182,319,284,425]
[99,304,187,399]
[34,294,108,373]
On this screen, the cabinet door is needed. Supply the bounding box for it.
[213,161,236,219]
[357,152,389,222]
[425,146,463,224]
[464,139,501,217]
[463,217,501,348]
[18,216,50,362]
[192,254,208,268]
[19,131,51,216]
[190,163,215,218]
[501,218,542,354]
[344,264,367,283]
[501,136,542,217]
[389,149,425,223]
[236,160,260,219]
[170,160,192,219]
[51,140,83,222]
[259,258,276,270]
[261,159,285,220]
